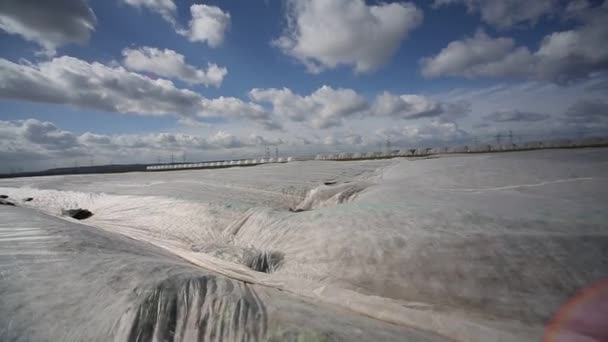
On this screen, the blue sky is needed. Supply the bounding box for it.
[0,0,607,171]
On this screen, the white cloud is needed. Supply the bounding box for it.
[0,0,96,55]
[0,119,85,169]
[0,56,203,116]
[421,30,534,79]
[274,0,422,73]
[484,110,550,122]
[250,86,471,129]
[373,92,471,121]
[0,118,279,169]
[534,5,608,84]
[121,0,177,25]
[0,118,298,171]
[247,134,284,147]
[434,76,608,137]
[179,4,231,48]
[0,56,276,130]
[375,120,470,145]
[321,133,366,147]
[250,86,369,129]
[432,0,558,29]
[201,96,282,131]
[563,99,608,124]
[374,93,442,119]
[122,47,227,87]
[207,130,242,149]
[422,4,608,85]
[121,1,230,47]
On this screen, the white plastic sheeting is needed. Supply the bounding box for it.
[2,149,607,341]
[0,206,443,342]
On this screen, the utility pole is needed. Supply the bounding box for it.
[508,130,513,145]
[264,146,270,160]
[495,132,502,145]
[275,145,279,159]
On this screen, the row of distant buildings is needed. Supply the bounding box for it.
[145,136,608,171]
[146,157,295,171]
[314,136,608,161]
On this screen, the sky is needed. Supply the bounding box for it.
[0,0,607,172]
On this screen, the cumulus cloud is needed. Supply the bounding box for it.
[122,47,227,87]
[121,1,230,47]
[534,4,608,83]
[484,110,550,122]
[250,86,369,129]
[373,92,471,121]
[247,134,284,147]
[0,56,203,116]
[421,4,608,84]
[207,130,243,149]
[0,0,96,55]
[21,119,78,150]
[0,118,291,171]
[343,134,364,146]
[4,119,78,151]
[202,96,282,131]
[0,56,277,130]
[274,0,422,73]
[121,0,177,24]
[432,0,557,29]
[0,119,85,169]
[250,86,471,129]
[179,4,231,48]
[376,120,470,145]
[421,30,534,79]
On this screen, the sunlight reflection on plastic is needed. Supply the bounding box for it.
[543,279,608,342]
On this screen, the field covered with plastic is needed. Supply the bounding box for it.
[1,148,607,341]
